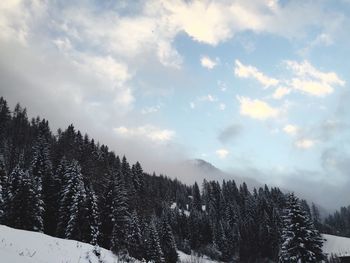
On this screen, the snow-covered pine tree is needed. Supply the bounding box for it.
[100,174,115,249]
[191,182,202,211]
[27,170,45,232]
[0,182,4,222]
[160,213,178,263]
[3,164,21,226]
[279,193,326,263]
[110,172,130,254]
[145,218,165,263]
[6,165,43,231]
[127,210,143,260]
[131,161,143,192]
[311,203,322,231]
[0,155,7,191]
[30,134,55,234]
[0,155,7,223]
[83,183,100,245]
[57,159,86,240]
[65,160,86,240]
[121,156,136,210]
[305,217,326,262]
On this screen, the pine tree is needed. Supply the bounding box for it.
[191,182,202,211]
[83,184,100,245]
[0,156,7,223]
[311,203,322,231]
[110,172,130,254]
[57,159,86,240]
[279,193,326,263]
[100,174,115,249]
[145,219,164,263]
[30,134,56,234]
[6,165,43,231]
[160,214,178,263]
[131,161,143,192]
[127,210,143,260]
[0,183,4,222]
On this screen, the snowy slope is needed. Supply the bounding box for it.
[0,225,128,263]
[323,234,350,257]
[178,251,219,263]
[0,225,217,263]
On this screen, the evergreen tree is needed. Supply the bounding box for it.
[0,183,4,222]
[127,210,143,260]
[160,214,178,263]
[6,165,43,231]
[110,172,130,254]
[191,182,202,211]
[99,174,115,248]
[0,157,7,223]
[57,159,86,240]
[145,219,164,263]
[131,161,143,192]
[30,134,56,234]
[279,193,326,263]
[311,203,322,231]
[83,184,100,245]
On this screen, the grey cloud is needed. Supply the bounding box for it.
[218,124,242,144]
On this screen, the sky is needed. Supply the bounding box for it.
[1,0,350,209]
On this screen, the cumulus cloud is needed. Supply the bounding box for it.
[200,56,218,69]
[272,87,291,99]
[216,149,229,159]
[237,96,280,120]
[286,60,345,96]
[198,94,218,102]
[283,124,299,136]
[219,103,226,111]
[234,60,279,88]
[234,59,344,98]
[141,105,161,115]
[295,138,316,149]
[114,125,175,142]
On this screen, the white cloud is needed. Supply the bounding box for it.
[79,55,130,85]
[190,102,195,109]
[217,80,227,91]
[216,149,229,159]
[219,103,226,111]
[114,125,175,142]
[200,56,218,69]
[235,59,344,98]
[286,60,345,96]
[0,0,46,44]
[237,96,279,120]
[199,94,218,102]
[295,138,316,149]
[273,87,291,99]
[157,41,183,69]
[161,1,234,45]
[141,105,161,114]
[234,60,279,88]
[283,124,299,136]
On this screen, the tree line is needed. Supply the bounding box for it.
[0,97,328,262]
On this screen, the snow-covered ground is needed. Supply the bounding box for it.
[323,234,350,257]
[0,225,124,263]
[0,224,216,263]
[178,251,219,263]
[2,224,349,263]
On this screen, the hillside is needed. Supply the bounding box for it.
[1,224,350,263]
[323,234,350,258]
[0,225,121,263]
[0,225,218,263]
